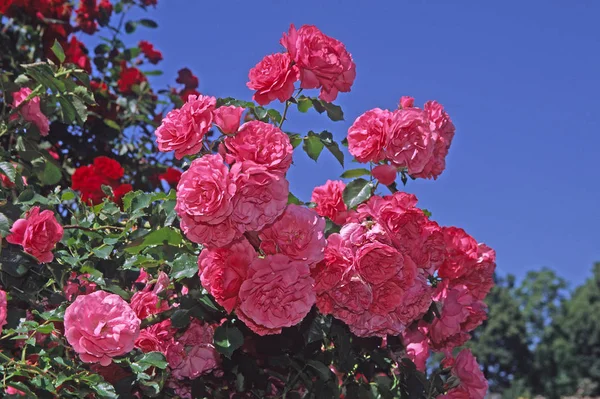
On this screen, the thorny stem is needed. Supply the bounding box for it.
[63,225,125,232]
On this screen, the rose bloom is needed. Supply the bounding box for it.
[371,164,397,186]
[312,233,354,293]
[237,254,316,336]
[355,241,403,286]
[281,24,356,102]
[176,68,199,89]
[197,238,256,313]
[223,121,293,175]
[179,215,240,248]
[63,272,97,301]
[441,350,488,399]
[139,40,163,64]
[259,204,326,267]
[6,206,63,263]
[11,87,50,136]
[230,162,289,232]
[412,100,456,179]
[347,108,392,163]
[130,291,169,320]
[135,320,175,355]
[64,36,91,73]
[311,180,349,225]
[0,289,7,333]
[155,94,216,159]
[166,321,219,380]
[117,61,147,95]
[402,327,429,371]
[64,291,141,366]
[385,108,434,175]
[247,53,299,106]
[93,156,124,180]
[399,96,415,109]
[176,154,236,226]
[213,105,244,135]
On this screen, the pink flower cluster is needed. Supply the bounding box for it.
[155,94,244,159]
[439,350,488,399]
[6,206,63,263]
[247,24,355,104]
[347,97,455,180]
[175,120,293,248]
[198,204,325,335]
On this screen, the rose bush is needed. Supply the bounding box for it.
[0,4,494,398]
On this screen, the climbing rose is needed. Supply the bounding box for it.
[135,320,175,355]
[247,53,299,106]
[93,156,124,180]
[441,350,488,399]
[117,62,147,94]
[64,36,91,73]
[402,327,429,371]
[0,289,7,333]
[223,121,293,175]
[311,180,350,225]
[155,94,216,159]
[198,238,256,313]
[281,24,356,102]
[212,105,244,135]
[71,157,130,205]
[158,167,182,186]
[347,108,392,163]
[399,96,415,108]
[166,321,219,380]
[130,291,169,320]
[11,87,50,136]
[230,162,289,232]
[139,40,163,64]
[176,68,199,89]
[64,291,141,366]
[259,204,326,268]
[63,272,97,301]
[385,108,433,175]
[371,164,397,186]
[237,254,315,335]
[6,206,63,263]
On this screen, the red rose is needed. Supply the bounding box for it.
[117,61,147,94]
[139,40,163,64]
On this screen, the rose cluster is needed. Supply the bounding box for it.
[248,24,356,104]
[71,156,132,206]
[347,96,456,180]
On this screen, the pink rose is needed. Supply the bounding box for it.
[281,24,356,102]
[198,238,256,313]
[135,320,175,354]
[6,206,63,263]
[166,320,219,380]
[64,291,141,366]
[311,180,349,225]
[412,100,456,179]
[312,234,354,293]
[130,291,169,320]
[179,216,240,248]
[259,204,326,268]
[442,350,488,399]
[223,121,293,175]
[347,108,392,163]
[176,154,238,246]
[155,94,216,159]
[11,87,50,136]
[355,241,403,286]
[230,162,289,232]
[247,53,299,106]
[63,272,97,301]
[5,386,25,396]
[237,254,315,335]
[399,96,415,109]
[212,105,244,134]
[385,108,433,175]
[402,327,429,371]
[371,164,397,186]
[0,289,7,333]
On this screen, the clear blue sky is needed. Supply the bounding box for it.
[128,0,600,287]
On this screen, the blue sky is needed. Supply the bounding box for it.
[127,0,600,287]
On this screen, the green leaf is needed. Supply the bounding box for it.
[94,43,111,55]
[40,160,62,186]
[51,40,65,63]
[287,192,303,205]
[319,131,344,167]
[93,245,114,259]
[22,63,65,93]
[61,191,76,201]
[0,212,10,236]
[0,245,36,277]
[297,96,313,113]
[340,168,371,178]
[342,178,373,209]
[131,352,168,374]
[125,20,138,33]
[122,190,153,213]
[267,109,282,124]
[170,253,198,280]
[0,161,16,183]
[288,133,302,149]
[92,382,118,399]
[214,324,244,358]
[422,208,432,218]
[303,132,324,162]
[310,98,344,121]
[306,359,333,381]
[170,309,191,328]
[139,18,158,28]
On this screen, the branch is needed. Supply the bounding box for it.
[63,225,125,232]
